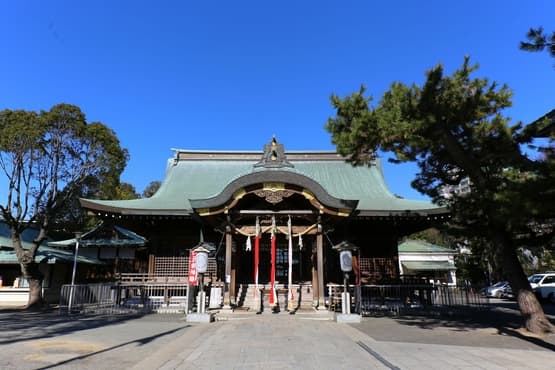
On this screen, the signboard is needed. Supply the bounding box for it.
[188,250,198,285]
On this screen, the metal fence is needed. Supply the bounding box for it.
[328,284,488,316]
[60,282,488,316]
[59,283,189,315]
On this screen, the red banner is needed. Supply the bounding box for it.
[254,234,259,287]
[188,250,198,285]
[269,217,277,306]
[254,216,260,291]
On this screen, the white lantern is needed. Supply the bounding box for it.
[196,251,208,273]
[340,250,353,272]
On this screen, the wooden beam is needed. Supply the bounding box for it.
[233,210,316,215]
[235,225,317,235]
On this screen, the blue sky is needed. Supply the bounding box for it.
[1,1,554,201]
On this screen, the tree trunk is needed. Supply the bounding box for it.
[495,230,554,334]
[21,261,45,309]
[517,290,552,334]
[11,230,46,309]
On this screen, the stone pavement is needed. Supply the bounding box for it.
[0,306,554,369]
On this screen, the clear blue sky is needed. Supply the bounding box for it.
[1,1,553,201]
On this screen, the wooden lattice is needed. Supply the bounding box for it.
[152,256,218,279]
[358,258,398,284]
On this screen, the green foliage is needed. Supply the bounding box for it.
[520,27,555,65]
[114,182,139,200]
[455,253,489,287]
[142,180,161,198]
[50,119,130,233]
[538,249,555,272]
[408,228,452,247]
[326,58,551,235]
[326,59,554,321]
[82,122,129,200]
[0,104,128,289]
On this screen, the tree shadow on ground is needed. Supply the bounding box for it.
[392,305,555,351]
[0,306,186,345]
[36,326,189,370]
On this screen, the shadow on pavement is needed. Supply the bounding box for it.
[387,303,555,350]
[35,326,189,370]
[394,307,525,331]
[0,306,149,345]
[497,326,555,352]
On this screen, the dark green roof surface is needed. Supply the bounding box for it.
[0,222,102,265]
[48,222,146,248]
[399,239,455,254]
[401,261,454,271]
[82,148,446,217]
[0,221,51,249]
[0,247,103,265]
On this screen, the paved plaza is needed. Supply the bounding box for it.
[0,302,554,369]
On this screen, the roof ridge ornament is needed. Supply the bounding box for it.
[254,136,294,168]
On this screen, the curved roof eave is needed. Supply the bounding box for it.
[188,170,359,211]
[79,198,193,216]
[357,206,449,217]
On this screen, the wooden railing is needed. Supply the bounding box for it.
[116,273,188,285]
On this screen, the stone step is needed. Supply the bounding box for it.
[235,284,314,311]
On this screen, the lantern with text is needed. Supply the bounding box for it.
[192,243,214,314]
[333,241,359,315]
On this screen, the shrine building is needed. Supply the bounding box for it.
[80,138,448,310]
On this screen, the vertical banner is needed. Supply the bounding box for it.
[353,253,360,286]
[188,249,198,285]
[254,216,260,296]
[287,215,294,310]
[269,216,277,306]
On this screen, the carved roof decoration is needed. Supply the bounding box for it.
[254,136,294,168]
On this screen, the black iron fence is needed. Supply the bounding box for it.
[60,281,488,316]
[59,282,189,315]
[328,284,488,315]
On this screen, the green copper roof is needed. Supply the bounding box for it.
[81,146,446,217]
[401,261,454,271]
[0,222,103,265]
[0,246,103,265]
[0,221,53,249]
[398,239,455,254]
[48,222,146,248]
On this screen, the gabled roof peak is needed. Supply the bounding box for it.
[253,136,294,169]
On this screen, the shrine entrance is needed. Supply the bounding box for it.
[236,237,313,285]
[188,139,363,309]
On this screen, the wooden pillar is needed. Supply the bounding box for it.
[148,254,155,276]
[311,249,319,307]
[231,248,237,305]
[223,227,232,308]
[316,226,325,308]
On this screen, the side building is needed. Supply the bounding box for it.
[398,239,457,286]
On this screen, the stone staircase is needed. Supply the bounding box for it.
[235,283,314,312]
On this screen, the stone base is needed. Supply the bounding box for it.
[219,305,234,313]
[186,313,215,323]
[334,313,361,323]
